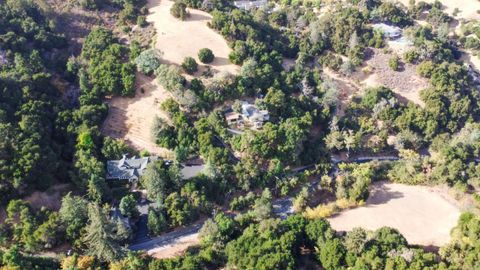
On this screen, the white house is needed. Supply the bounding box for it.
[372,23,402,40]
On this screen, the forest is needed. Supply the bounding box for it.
[1,0,480,269]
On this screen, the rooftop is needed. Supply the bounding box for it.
[372,23,402,39]
[107,155,157,180]
[233,0,268,10]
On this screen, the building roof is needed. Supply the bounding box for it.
[372,23,402,38]
[241,103,269,121]
[233,0,267,10]
[107,155,157,180]
[225,112,241,121]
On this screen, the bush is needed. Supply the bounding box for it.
[181,57,198,74]
[171,1,189,20]
[198,48,214,63]
[403,50,419,63]
[416,60,434,77]
[137,16,147,27]
[155,64,186,91]
[304,202,339,219]
[79,0,103,10]
[135,49,163,75]
[388,55,400,71]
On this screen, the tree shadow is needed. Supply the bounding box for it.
[421,245,439,253]
[367,183,404,205]
[186,11,211,22]
[210,56,232,67]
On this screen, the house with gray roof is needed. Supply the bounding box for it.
[106,155,157,182]
[225,101,269,130]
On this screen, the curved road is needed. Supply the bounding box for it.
[128,155,406,253]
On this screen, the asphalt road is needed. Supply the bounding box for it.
[128,197,295,252]
[129,222,203,251]
[128,155,404,252]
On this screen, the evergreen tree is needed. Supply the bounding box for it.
[83,204,125,261]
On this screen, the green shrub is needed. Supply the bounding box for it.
[388,55,400,71]
[135,49,163,75]
[137,15,147,27]
[182,56,198,74]
[403,50,419,63]
[171,1,189,20]
[198,48,214,63]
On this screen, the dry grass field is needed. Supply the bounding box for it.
[392,0,480,20]
[328,182,461,247]
[102,73,173,157]
[360,49,430,107]
[102,0,239,155]
[149,233,200,259]
[147,0,239,75]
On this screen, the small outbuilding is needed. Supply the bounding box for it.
[372,23,402,40]
[233,0,268,10]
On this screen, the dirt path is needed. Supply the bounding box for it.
[147,0,239,75]
[102,73,173,157]
[328,182,461,247]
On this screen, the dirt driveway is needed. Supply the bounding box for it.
[328,182,461,247]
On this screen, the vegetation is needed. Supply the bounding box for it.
[170,1,189,20]
[198,48,215,63]
[182,56,198,74]
[135,49,163,75]
[3,0,480,268]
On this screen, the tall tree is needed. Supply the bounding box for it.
[83,204,125,262]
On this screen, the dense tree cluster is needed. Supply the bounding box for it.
[4,0,480,268]
[0,0,68,202]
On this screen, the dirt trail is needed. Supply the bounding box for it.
[328,182,461,247]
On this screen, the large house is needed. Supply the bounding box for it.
[225,101,269,130]
[106,155,158,182]
[107,155,204,183]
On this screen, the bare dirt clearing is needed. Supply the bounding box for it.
[391,0,480,20]
[461,49,480,72]
[147,0,239,75]
[102,73,173,157]
[328,182,461,247]
[24,183,72,211]
[322,68,362,117]
[360,49,429,107]
[149,233,200,259]
[102,0,239,155]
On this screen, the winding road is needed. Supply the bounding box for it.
[128,155,406,254]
